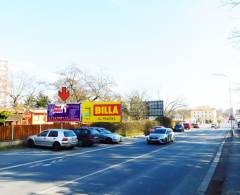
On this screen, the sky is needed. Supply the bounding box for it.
[0,0,240,110]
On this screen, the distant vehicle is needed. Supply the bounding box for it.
[70,127,100,146]
[146,128,175,144]
[238,122,240,128]
[27,129,78,151]
[192,123,199,128]
[93,127,123,143]
[174,124,184,132]
[183,123,191,130]
[149,126,165,133]
[211,124,217,129]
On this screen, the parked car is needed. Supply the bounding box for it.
[183,123,191,130]
[174,124,184,132]
[27,129,78,151]
[211,124,217,129]
[192,123,199,128]
[146,128,175,144]
[70,127,100,146]
[93,127,122,144]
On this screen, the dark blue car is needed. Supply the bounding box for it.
[174,124,184,132]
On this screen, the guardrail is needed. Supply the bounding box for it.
[0,124,81,141]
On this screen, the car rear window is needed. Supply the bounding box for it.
[64,131,76,137]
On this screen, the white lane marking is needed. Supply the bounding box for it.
[37,146,165,195]
[0,140,142,172]
[196,130,230,195]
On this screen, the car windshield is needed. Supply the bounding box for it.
[152,128,166,134]
[176,124,182,127]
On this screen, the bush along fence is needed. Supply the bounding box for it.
[0,120,160,142]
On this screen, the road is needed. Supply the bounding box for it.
[0,129,228,195]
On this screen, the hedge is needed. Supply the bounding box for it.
[91,120,159,137]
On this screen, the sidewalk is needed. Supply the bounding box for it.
[206,130,240,195]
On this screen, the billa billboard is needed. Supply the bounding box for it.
[47,104,81,122]
[81,102,122,123]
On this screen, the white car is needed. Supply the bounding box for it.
[27,129,78,150]
[146,128,175,144]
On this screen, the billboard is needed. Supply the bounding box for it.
[146,100,164,117]
[47,104,81,122]
[82,102,122,123]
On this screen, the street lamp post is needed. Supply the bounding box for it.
[212,73,235,136]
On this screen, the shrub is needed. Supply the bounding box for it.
[155,116,172,128]
[91,120,159,137]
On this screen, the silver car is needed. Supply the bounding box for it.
[27,129,78,150]
[146,128,175,144]
[94,127,123,143]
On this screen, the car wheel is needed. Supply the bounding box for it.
[106,137,112,144]
[164,138,168,144]
[78,140,83,147]
[28,139,35,148]
[53,142,61,151]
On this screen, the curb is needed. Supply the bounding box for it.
[196,130,230,195]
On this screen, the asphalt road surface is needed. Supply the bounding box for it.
[0,129,228,195]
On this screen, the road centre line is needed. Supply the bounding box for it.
[37,146,166,195]
[0,140,142,172]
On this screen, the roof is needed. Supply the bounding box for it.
[5,114,23,122]
[191,106,216,112]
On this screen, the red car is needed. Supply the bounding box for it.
[183,123,191,129]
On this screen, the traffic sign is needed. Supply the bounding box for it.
[23,112,31,120]
[229,115,235,121]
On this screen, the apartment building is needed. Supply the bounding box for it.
[191,106,217,124]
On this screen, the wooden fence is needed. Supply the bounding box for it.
[0,124,81,141]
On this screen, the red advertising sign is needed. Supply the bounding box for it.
[93,104,121,116]
[58,87,70,101]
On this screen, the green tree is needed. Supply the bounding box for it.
[35,92,51,108]
[0,111,11,124]
[128,91,148,120]
[24,94,36,109]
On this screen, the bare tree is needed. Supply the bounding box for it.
[164,98,187,117]
[83,71,116,101]
[52,65,116,103]
[8,73,38,111]
[226,0,240,7]
[53,65,88,103]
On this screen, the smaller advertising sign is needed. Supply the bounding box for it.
[82,102,122,123]
[47,104,81,122]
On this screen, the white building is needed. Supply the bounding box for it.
[191,106,217,124]
[0,58,8,108]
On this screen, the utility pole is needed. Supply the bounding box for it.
[212,73,235,137]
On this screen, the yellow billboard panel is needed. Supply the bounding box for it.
[81,102,122,123]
